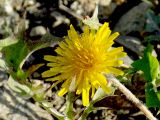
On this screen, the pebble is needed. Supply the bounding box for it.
[75,99,82,106]
[30,26,46,37]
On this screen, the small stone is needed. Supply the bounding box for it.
[99,0,111,6]
[116,36,145,56]
[114,2,151,35]
[75,99,82,106]
[30,26,46,37]
[4,1,14,15]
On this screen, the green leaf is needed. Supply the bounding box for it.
[2,38,29,72]
[1,19,28,72]
[0,36,18,51]
[145,83,160,107]
[156,73,160,86]
[1,19,61,80]
[16,69,28,80]
[132,44,159,82]
[132,44,160,108]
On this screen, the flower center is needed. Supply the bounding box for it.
[73,50,95,70]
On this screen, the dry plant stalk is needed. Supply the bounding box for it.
[106,74,157,120]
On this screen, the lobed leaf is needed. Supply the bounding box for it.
[132,44,159,82]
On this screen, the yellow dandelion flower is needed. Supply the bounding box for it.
[42,22,126,106]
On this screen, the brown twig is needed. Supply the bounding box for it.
[106,74,157,120]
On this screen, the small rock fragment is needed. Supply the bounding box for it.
[30,26,46,37]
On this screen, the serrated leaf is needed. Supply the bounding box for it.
[132,44,159,82]
[132,44,160,108]
[145,83,160,107]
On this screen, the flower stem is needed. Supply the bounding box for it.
[65,92,74,120]
[78,102,94,120]
[106,74,157,120]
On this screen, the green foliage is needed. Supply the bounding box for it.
[0,20,28,73]
[145,83,160,107]
[2,39,28,72]
[0,24,60,78]
[132,44,159,82]
[0,20,62,106]
[132,44,160,107]
[0,36,18,51]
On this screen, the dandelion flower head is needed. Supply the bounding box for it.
[42,22,126,106]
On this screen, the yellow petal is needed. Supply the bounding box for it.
[55,47,64,56]
[97,22,109,37]
[46,74,68,81]
[58,79,71,96]
[76,88,82,94]
[105,60,123,66]
[95,73,111,93]
[42,70,57,77]
[82,87,89,106]
[59,41,68,50]
[91,87,95,98]
[50,80,64,89]
[116,52,127,58]
[100,29,111,43]
[109,47,123,54]
[68,25,79,42]
[58,87,68,96]
[107,32,119,42]
[89,75,100,89]
[47,63,58,67]
[44,55,57,62]
[107,67,124,76]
